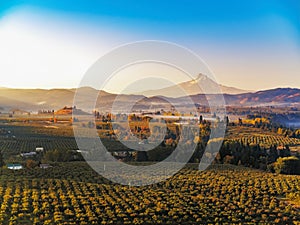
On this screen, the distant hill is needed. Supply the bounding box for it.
[134,87,300,108]
[144,87,300,108]
[0,88,75,111]
[224,88,300,106]
[0,95,38,111]
[0,87,144,113]
[186,88,300,107]
[0,86,299,113]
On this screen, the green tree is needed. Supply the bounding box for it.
[135,151,148,162]
[0,150,4,175]
[43,149,73,162]
[0,150,4,167]
[273,156,300,175]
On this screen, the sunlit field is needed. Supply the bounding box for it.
[0,163,299,225]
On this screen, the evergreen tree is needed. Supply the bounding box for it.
[0,151,4,168]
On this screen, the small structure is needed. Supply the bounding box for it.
[7,164,23,170]
[39,164,52,169]
[76,150,89,154]
[35,147,44,152]
[20,152,37,157]
[112,151,130,159]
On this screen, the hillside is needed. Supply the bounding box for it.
[223,88,300,106]
[0,87,299,113]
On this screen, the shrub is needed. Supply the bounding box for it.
[273,156,300,175]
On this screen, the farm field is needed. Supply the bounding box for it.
[0,117,300,224]
[0,124,77,158]
[0,122,134,158]
[0,163,299,225]
[2,120,300,158]
[226,126,300,149]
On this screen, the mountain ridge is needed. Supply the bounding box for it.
[0,86,299,112]
[135,74,252,97]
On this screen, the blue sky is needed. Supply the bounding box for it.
[0,0,299,90]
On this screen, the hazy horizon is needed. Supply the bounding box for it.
[1,83,300,93]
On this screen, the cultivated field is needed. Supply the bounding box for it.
[0,163,299,225]
[0,115,300,224]
[226,126,300,148]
